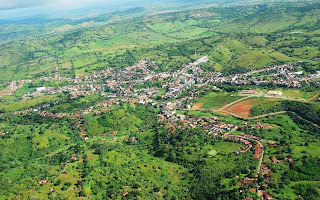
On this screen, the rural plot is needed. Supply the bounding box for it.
[192,92,242,110]
[224,97,283,118]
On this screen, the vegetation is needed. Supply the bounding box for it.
[0,0,319,199]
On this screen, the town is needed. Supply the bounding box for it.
[1,57,318,199]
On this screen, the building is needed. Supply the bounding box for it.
[243,177,255,184]
[267,91,283,96]
[241,90,257,95]
[37,179,48,185]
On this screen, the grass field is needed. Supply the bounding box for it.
[0,94,62,112]
[194,92,242,110]
[273,89,318,100]
[211,142,242,155]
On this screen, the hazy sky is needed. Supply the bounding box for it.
[0,0,125,10]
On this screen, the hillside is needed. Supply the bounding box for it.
[0,1,319,82]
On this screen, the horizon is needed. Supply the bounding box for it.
[0,0,151,20]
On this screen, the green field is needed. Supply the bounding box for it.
[195,92,242,110]
[0,94,63,112]
[273,89,318,100]
[211,142,242,155]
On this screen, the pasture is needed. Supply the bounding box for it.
[194,92,242,110]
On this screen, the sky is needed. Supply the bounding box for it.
[0,0,126,10]
[0,0,148,20]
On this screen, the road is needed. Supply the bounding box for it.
[219,96,256,111]
[218,110,287,120]
[310,92,320,101]
[239,135,264,170]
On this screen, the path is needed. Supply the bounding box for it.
[309,92,320,101]
[218,110,287,120]
[219,96,255,111]
[247,111,287,120]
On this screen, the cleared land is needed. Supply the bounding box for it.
[224,98,283,118]
[273,89,318,100]
[191,102,204,110]
[225,99,254,118]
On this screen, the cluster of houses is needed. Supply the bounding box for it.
[253,143,263,160]
[2,59,319,111]
[210,63,320,88]
[163,63,205,99]
[158,111,236,134]
[22,84,106,100]
[0,131,8,137]
[222,134,253,153]
[0,80,32,98]
[189,11,217,19]
[6,97,123,119]
[243,122,273,130]
[261,164,272,181]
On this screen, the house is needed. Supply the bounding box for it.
[130,137,138,143]
[253,154,260,160]
[262,192,273,200]
[286,157,295,162]
[122,191,129,197]
[71,155,77,161]
[271,157,279,164]
[249,188,256,192]
[243,177,255,184]
[241,90,257,95]
[267,141,277,147]
[263,124,273,129]
[37,179,48,185]
[267,91,283,96]
[257,122,262,128]
[111,131,117,136]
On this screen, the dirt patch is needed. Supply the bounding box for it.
[225,99,254,118]
[191,102,204,110]
[169,170,180,183]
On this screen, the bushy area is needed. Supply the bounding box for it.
[0,104,252,199]
[244,114,320,199]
